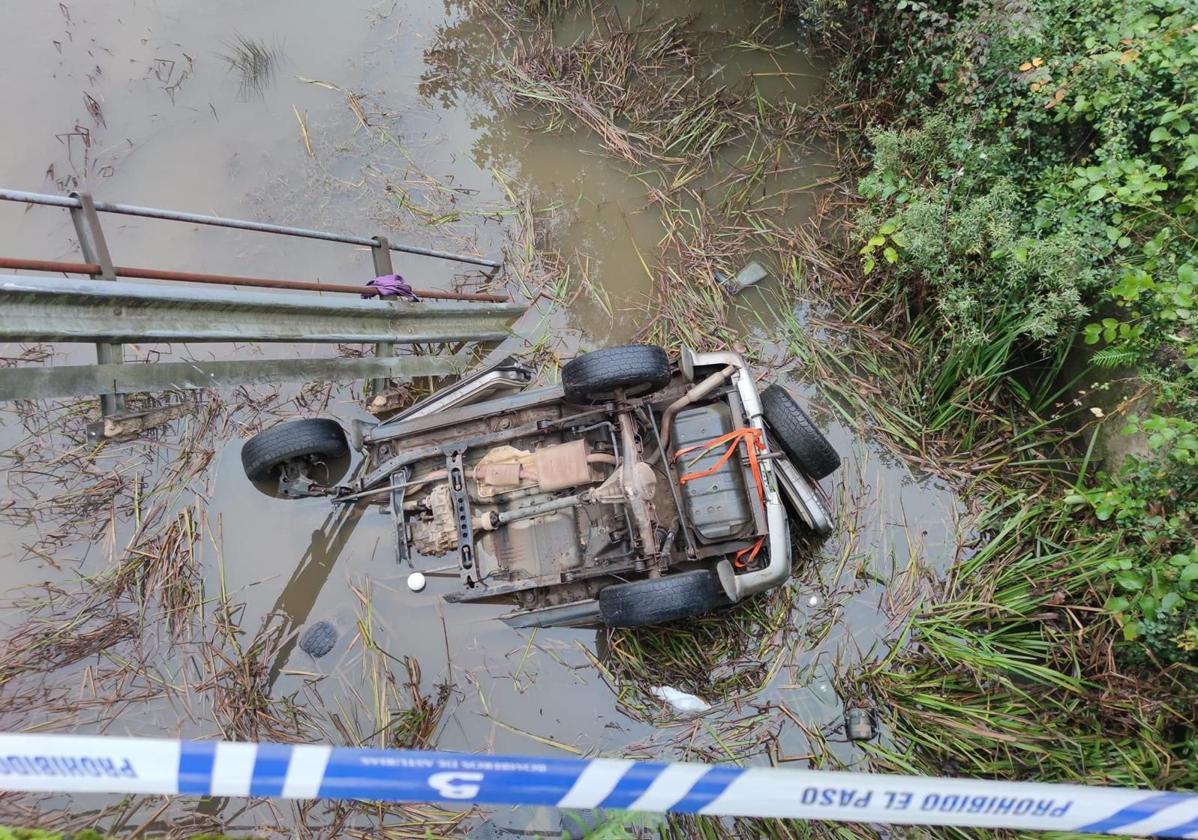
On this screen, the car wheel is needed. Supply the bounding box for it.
[241,418,349,482]
[599,569,729,628]
[760,385,840,480]
[562,344,671,404]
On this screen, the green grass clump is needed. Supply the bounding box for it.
[864,494,1196,787]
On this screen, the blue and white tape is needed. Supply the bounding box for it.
[1,734,1196,837]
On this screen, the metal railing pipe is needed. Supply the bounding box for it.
[0,256,508,303]
[0,188,502,269]
[0,274,524,344]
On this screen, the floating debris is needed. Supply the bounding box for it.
[650,686,711,714]
[719,261,769,294]
[218,34,281,100]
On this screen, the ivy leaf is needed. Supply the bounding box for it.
[1105,596,1130,612]
[1149,126,1171,143]
[1160,592,1183,612]
[1181,564,1198,582]
[883,247,899,264]
[1087,184,1107,201]
[1115,571,1144,591]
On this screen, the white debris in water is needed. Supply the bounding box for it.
[807,594,821,607]
[651,686,711,714]
[407,572,427,592]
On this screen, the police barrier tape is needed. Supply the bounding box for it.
[1,734,1196,837]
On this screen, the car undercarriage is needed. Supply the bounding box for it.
[240,345,839,628]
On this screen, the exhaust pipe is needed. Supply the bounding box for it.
[679,347,789,603]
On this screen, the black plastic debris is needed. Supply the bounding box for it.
[299,620,338,658]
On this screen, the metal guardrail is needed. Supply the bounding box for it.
[0,189,502,269]
[0,256,508,302]
[0,276,523,344]
[0,188,521,414]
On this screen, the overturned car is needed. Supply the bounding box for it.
[240,345,839,628]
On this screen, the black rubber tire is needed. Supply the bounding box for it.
[760,385,840,480]
[299,620,338,658]
[599,569,729,628]
[241,419,349,482]
[562,344,671,404]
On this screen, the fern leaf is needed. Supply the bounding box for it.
[1091,347,1142,369]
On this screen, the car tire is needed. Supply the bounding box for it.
[599,569,729,628]
[241,418,349,482]
[760,385,840,480]
[562,344,671,404]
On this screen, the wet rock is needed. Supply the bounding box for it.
[299,620,338,658]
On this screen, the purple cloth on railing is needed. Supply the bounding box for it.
[363,274,419,301]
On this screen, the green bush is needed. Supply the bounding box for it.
[1066,414,1198,659]
[857,115,1104,347]
[853,0,1198,663]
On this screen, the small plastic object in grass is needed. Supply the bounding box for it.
[718,261,769,294]
[650,686,711,714]
[845,707,876,741]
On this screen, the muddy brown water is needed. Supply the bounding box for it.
[0,1,964,835]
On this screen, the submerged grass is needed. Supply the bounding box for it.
[601,580,795,720]
[0,376,477,835]
[218,34,281,99]
[468,2,831,351]
[863,496,1195,787]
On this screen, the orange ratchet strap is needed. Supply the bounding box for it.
[734,536,766,569]
[673,427,768,569]
[674,427,767,498]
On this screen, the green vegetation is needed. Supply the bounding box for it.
[849,0,1198,661]
[807,0,1198,791]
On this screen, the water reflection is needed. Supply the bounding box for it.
[265,502,365,688]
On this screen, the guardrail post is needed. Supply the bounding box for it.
[369,235,396,396]
[69,191,125,415]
